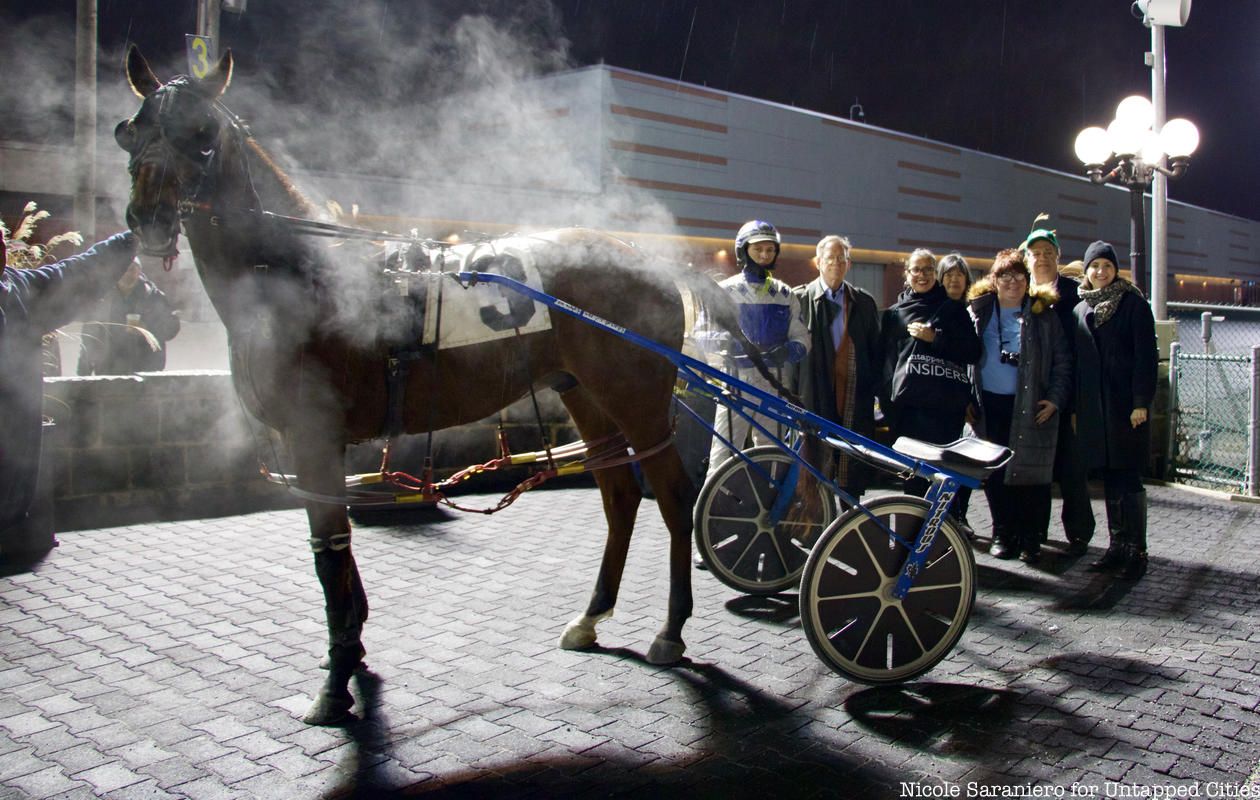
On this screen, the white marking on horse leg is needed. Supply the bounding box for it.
[558,609,613,650]
[309,532,351,553]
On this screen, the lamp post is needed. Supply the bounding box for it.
[1074,96,1199,304]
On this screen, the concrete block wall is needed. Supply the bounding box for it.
[42,371,583,531]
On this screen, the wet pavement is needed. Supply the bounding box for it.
[1,484,1258,799]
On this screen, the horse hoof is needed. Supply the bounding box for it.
[558,610,613,651]
[302,689,354,726]
[646,635,686,665]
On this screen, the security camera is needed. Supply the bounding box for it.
[1132,0,1191,27]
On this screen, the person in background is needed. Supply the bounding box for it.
[1072,240,1159,581]
[938,253,979,537]
[1022,219,1095,555]
[791,234,881,502]
[968,249,1071,563]
[879,248,980,515]
[0,229,138,546]
[77,258,180,375]
[695,219,809,477]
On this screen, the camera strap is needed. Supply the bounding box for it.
[995,301,1023,357]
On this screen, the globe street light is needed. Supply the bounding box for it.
[1074,95,1199,299]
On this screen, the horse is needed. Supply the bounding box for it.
[116,46,780,725]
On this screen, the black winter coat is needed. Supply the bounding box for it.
[1072,288,1159,473]
[77,277,181,375]
[0,233,137,531]
[790,278,881,491]
[879,283,981,414]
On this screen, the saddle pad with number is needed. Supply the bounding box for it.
[422,237,553,349]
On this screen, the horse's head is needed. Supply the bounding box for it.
[116,45,234,258]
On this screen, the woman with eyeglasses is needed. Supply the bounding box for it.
[879,248,980,509]
[967,249,1071,563]
[1071,240,1158,581]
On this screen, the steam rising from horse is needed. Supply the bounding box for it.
[117,47,762,724]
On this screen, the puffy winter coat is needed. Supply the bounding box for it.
[968,280,1072,485]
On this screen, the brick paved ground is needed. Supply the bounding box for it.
[0,484,1257,799]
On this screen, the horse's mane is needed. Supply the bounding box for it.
[242,137,319,219]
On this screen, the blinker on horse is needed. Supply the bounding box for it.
[117,45,775,725]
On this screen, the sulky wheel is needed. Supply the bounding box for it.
[694,445,836,595]
[798,495,975,684]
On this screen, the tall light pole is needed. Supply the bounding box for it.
[73,0,97,242]
[1074,98,1198,304]
[196,0,222,45]
[1137,0,1192,319]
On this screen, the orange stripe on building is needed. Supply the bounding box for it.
[822,119,961,155]
[616,177,822,208]
[610,70,729,102]
[1170,249,1208,258]
[897,186,961,203]
[674,217,820,237]
[897,212,1013,233]
[608,140,727,165]
[896,161,961,179]
[610,104,727,133]
[1059,213,1097,225]
[1229,229,1251,238]
[1168,215,1185,224]
[1230,256,1260,266]
[1058,193,1098,207]
[897,237,992,255]
[1228,243,1248,250]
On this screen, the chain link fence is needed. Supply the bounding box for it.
[1167,304,1260,496]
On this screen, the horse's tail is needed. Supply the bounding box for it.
[674,269,804,408]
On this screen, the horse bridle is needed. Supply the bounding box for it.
[117,77,260,244]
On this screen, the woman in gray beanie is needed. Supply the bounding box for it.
[1072,240,1159,580]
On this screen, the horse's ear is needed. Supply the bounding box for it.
[200,50,234,98]
[125,45,162,98]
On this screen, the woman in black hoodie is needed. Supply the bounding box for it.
[880,248,981,502]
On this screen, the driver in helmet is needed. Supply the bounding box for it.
[695,219,809,478]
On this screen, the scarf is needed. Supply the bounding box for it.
[1080,278,1140,326]
[892,282,950,322]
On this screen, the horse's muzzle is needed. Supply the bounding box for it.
[126,210,180,258]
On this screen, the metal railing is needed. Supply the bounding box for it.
[1167,303,1260,496]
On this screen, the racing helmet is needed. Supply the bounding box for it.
[735,219,781,268]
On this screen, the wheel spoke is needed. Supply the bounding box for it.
[906,581,963,593]
[708,514,760,524]
[816,589,883,602]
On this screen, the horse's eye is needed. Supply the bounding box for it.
[114,119,139,151]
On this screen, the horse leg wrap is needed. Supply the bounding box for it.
[305,546,367,725]
[558,609,613,651]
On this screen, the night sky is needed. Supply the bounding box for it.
[2,0,1256,221]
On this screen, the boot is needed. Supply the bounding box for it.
[1118,490,1148,581]
[1020,529,1042,564]
[1088,487,1127,572]
[988,526,1016,560]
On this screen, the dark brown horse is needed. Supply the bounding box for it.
[117,47,773,724]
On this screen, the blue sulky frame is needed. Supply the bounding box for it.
[454,270,991,602]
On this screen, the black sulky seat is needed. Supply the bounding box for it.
[891,435,1012,481]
